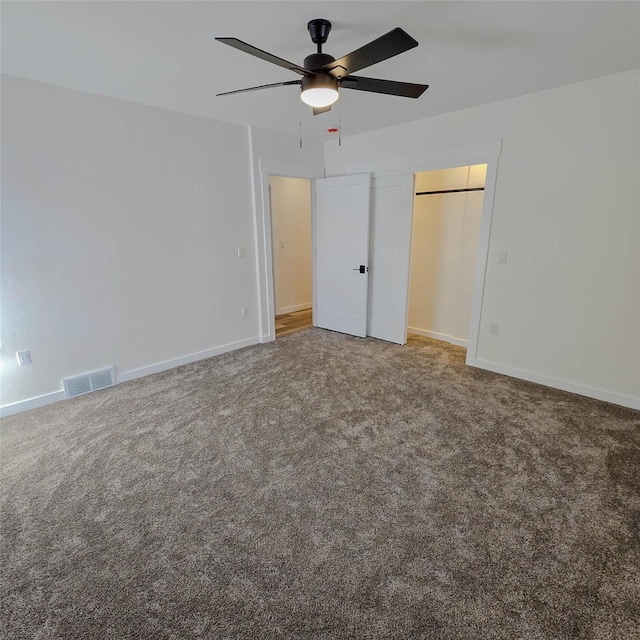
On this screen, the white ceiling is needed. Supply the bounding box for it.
[2,1,639,141]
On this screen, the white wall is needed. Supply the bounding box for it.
[4,70,637,410]
[409,165,486,345]
[269,176,312,315]
[326,70,640,408]
[1,76,259,410]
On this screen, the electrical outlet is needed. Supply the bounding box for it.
[241,306,248,318]
[489,324,499,336]
[498,251,508,264]
[17,350,32,366]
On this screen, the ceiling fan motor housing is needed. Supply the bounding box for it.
[304,52,336,71]
[301,73,338,94]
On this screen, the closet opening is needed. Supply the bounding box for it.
[407,164,487,348]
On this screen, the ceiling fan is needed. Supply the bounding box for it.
[216,19,429,115]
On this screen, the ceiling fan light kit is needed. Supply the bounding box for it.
[215,18,428,138]
[300,74,339,108]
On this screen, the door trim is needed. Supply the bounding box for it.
[346,140,501,177]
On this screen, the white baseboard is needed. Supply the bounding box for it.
[407,327,468,348]
[0,390,67,418]
[116,337,259,384]
[277,303,312,315]
[4,337,636,417]
[0,336,260,418]
[467,356,640,410]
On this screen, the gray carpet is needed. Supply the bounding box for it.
[1,329,639,639]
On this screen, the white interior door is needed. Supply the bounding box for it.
[367,173,415,344]
[315,174,371,337]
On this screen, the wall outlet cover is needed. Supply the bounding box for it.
[16,350,32,366]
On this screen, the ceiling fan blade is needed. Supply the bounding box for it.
[217,80,300,97]
[324,28,418,77]
[312,105,332,116]
[215,37,311,76]
[340,75,428,98]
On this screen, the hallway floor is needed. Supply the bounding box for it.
[275,308,313,338]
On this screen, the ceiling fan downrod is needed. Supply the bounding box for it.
[304,19,336,71]
[307,18,332,53]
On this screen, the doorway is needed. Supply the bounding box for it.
[268,176,313,338]
[255,142,500,351]
[407,164,487,347]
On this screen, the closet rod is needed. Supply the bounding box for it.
[415,187,485,196]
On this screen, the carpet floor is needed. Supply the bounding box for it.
[1,330,639,639]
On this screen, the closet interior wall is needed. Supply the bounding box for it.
[408,164,487,346]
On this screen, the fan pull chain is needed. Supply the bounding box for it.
[338,86,342,147]
[299,88,303,148]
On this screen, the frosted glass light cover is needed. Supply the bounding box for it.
[300,88,339,108]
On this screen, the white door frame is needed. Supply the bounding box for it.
[346,139,502,363]
[255,159,323,342]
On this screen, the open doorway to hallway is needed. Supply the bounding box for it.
[407,164,487,348]
[269,176,314,338]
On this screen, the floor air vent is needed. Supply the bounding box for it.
[63,367,116,399]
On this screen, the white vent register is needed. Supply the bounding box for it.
[63,367,116,399]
